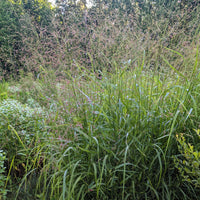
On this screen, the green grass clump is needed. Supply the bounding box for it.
[1,52,200,199]
[7,60,200,199]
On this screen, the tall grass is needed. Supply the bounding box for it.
[2,55,198,199]
[1,3,200,200]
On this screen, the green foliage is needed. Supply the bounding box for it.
[11,62,200,199]
[0,0,54,79]
[0,99,47,192]
[175,130,200,188]
[0,81,8,101]
[18,0,54,27]
[0,150,7,200]
[89,0,200,37]
[0,0,22,78]
[136,0,200,32]
[1,0,200,199]
[0,99,45,150]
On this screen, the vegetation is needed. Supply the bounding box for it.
[0,0,53,79]
[0,150,7,199]
[0,0,200,199]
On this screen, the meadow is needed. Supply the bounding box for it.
[0,1,200,199]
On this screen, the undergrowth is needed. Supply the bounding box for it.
[1,56,200,199]
[0,2,200,199]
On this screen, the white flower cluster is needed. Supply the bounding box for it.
[0,99,46,135]
[7,86,21,93]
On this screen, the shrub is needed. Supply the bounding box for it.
[0,99,47,187]
[175,130,200,188]
[0,98,46,148]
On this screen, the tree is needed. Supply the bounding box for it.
[20,0,54,28]
[0,0,22,78]
[0,0,54,79]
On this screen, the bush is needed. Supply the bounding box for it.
[0,99,47,188]
[175,130,200,188]
[0,98,46,148]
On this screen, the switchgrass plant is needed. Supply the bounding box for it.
[5,52,199,199]
[18,4,199,79]
[1,3,200,199]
